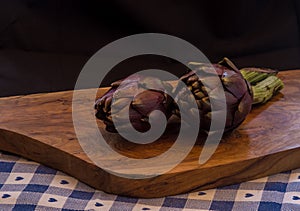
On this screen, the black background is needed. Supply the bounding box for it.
[1,0,300,97]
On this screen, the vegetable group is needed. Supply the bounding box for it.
[95,58,284,134]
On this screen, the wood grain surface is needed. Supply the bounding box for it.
[0,70,299,198]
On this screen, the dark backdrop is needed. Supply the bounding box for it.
[1,0,300,97]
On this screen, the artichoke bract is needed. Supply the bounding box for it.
[174,58,253,132]
[95,74,173,133]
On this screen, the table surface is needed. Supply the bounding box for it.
[0,151,299,211]
[0,70,300,198]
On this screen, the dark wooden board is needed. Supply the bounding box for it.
[0,70,299,198]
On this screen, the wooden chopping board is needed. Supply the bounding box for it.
[0,70,299,198]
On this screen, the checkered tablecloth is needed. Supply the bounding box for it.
[0,151,299,211]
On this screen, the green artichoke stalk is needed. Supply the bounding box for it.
[94,74,173,133]
[240,67,284,104]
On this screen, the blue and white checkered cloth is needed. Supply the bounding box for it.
[0,151,299,211]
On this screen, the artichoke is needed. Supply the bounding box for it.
[94,74,173,133]
[174,58,253,132]
[174,58,284,132]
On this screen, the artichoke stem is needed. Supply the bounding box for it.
[240,68,277,85]
[251,75,284,104]
[243,72,267,84]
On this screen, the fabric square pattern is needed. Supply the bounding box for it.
[0,151,299,211]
